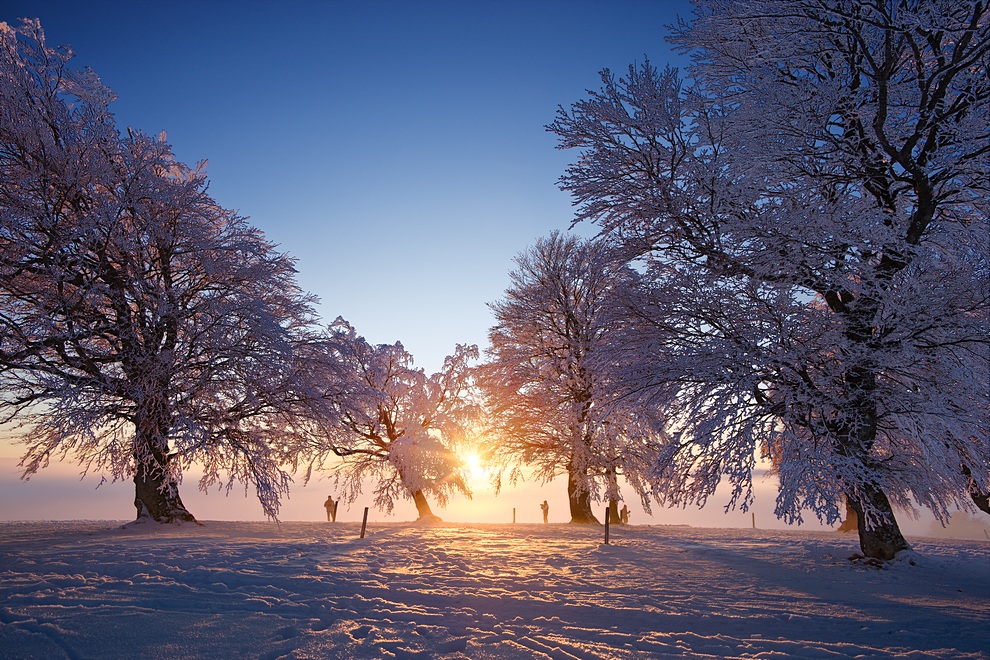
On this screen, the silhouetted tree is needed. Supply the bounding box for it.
[0,20,324,522]
[302,319,478,521]
[479,232,666,523]
[550,0,989,559]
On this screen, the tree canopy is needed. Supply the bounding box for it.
[298,319,479,521]
[549,0,989,558]
[480,232,667,523]
[0,19,325,522]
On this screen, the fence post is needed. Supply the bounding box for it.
[604,507,610,545]
[360,506,369,539]
[513,507,516,524]
[752,512,755,529]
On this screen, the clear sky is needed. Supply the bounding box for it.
[3,0,695,375]
[7,0,976,532]
[0,0,704,523]
[6,1,982,538]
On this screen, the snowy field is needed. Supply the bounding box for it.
[0,521,987,659]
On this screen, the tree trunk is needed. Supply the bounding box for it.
[412,489,441,521]
[608,498,620,525]
[834,327,907,560]
[132,407,196,524]
[134,459,196,524]
[837,497,858,533]
[605,466,621,524]
[962,464,990,516]
[970,488,990,517]
[567,469,600,524]
[847,485,910,560]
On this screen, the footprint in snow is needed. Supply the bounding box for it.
[350,625,372,640]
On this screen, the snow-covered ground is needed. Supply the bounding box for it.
[0,521,987,659]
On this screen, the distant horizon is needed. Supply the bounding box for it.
[0,0,700,525]
[2,2,987,546]
[3,453,988,541]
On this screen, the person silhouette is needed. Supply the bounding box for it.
[619,504,630,524]
[540,500,549,524]
[324,495,338,522]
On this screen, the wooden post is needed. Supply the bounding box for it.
[513,507,516,524]
[360,506,369,539]
[751,512,755,529]
[604,506,610,545]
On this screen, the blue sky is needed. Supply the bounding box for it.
[3,0,694,374]
[0,0,711,522]
[2,3,982,535]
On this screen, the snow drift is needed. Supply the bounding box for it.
[0,521,987,658]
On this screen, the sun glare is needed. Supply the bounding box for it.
[462,450,487,483]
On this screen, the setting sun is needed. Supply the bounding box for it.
[461,450,488,483]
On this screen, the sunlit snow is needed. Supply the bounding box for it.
[1,521,987,658]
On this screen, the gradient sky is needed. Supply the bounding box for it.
[0,0,705,523]
[7,1,980,537]
[3,0,694,374]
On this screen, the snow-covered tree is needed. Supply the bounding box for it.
[302,319,478,521]
[549,0,989,559]
[479,232,667,524]
[0,20,324,523]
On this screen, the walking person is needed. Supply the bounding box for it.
[540,500,549,524]
[324,495,338,522]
